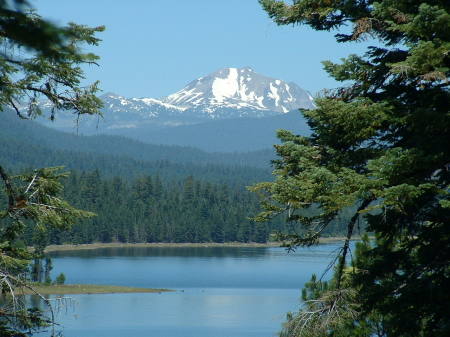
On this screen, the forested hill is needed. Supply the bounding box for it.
[2,110,275,169]
[1,111,273,185]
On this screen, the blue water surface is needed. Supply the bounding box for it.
[37,243,344,337]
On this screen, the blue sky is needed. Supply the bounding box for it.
[34,0,374,98]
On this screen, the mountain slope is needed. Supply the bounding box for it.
[2,110,276,169]
[0,128,272,187]
[108,110,311,152]
[163,67,315,118]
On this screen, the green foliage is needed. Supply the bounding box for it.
[257,0,450,336]
[0,166,94,334]
[55,272,65,285]
[0,1,104,120]
[17,171,280,245]
[0,1,103,335]
[281,237,385,337]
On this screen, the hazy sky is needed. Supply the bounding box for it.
[33,0,374,98]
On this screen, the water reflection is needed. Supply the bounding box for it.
[48,244,344,290]
[49,246,274,259]
[34,290,301,337]
[37,243,349,337]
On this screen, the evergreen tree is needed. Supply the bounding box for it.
[55,272,66,285]
[43,257,53,285]
[254,0,450,336]
[0,1,103,335]
[36,171,281,245]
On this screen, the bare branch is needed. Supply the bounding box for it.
[24,174,38,194]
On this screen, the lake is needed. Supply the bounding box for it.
[37,243,343,337]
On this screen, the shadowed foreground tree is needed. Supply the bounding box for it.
[252,0,449,336]
[0,0,103,335]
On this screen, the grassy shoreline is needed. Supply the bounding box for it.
[44,237,350,253]
[20,284,173,295]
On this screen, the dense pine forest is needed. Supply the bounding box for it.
[29,172,273,244]
[0,110,352,247]
[1,110,277,188]
[0,111,354,247]
[0,168,351,246]
[0,113,356,247]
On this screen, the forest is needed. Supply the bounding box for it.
[0,168,351,247]
[27,172,272,245]
[1,109,273,185]
[0,108,351,246]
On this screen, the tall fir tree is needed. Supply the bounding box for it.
[0,1,103,335]
[253,0,450,336]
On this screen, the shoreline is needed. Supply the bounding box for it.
[20,284,173,295]
[44,237,350,253]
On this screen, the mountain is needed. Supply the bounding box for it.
[35,67,313,123]
[163,67,315,118]
[32,67,314,151]
[97,66,314,123]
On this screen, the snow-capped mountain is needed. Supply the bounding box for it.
[164,67,315,117]
[99,67,314,121]
[98,93,187,128]
[34,67,315,132]
[102,94,185,117]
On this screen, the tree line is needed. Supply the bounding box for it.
[0,168,359,249]
[17,171,276,245]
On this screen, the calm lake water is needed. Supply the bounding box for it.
[37,244,344,337]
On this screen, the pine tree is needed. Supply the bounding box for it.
[254,0,450,336]
[0,1,103,335]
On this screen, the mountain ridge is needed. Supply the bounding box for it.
[34,67,314,133]
[163,67,315,116]
[28,67,314,152]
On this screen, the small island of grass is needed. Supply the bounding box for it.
[20,284,173,295]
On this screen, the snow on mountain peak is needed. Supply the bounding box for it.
[211,67,239,103]
[33,67,315,131]
[163,67,315,115]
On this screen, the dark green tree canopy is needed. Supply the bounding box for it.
[254,1,449,336]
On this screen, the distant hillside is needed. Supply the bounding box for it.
[1,110,272,185]
[105,110,311,152]
[3,110,276,169]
